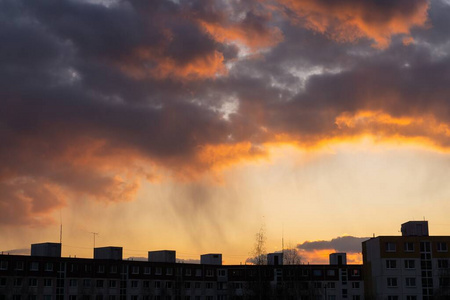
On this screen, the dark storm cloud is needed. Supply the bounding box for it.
[298,236,370,253]
[1,0,450,226]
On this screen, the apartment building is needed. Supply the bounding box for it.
[362,221,450,300]
[0,244,363,300]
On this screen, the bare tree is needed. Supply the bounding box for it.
[283,244,302,265]
[247,225,267,265]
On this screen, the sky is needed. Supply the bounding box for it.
[1,0,450,265]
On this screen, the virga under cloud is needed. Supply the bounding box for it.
[1,0,450,237]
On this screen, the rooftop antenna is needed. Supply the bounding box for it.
[59,210,63,245]
[90,232,99,249]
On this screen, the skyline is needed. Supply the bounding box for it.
[2,0,450,265]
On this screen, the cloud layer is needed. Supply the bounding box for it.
[297,236,370,253]
[2,0,450,226]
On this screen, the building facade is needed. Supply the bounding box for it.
[363,221,450,300]
[0,245,363,300]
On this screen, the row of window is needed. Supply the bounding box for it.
[387,296,417,300]
[0,261,222,278]
[0,278,53,287]
[0,296,218,300]
[313,281,360,289]
[327,294,361,300]
[0,261,54,271]
[385,241,448,252]
[385,277,446,288]
[386,259,449,269]
[0,278,262,290]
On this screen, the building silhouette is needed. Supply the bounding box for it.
[1,221,449,300]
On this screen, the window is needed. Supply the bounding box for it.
[438,259,449,269]
[406,296,417,300]
[44,279,52,287]
[70,264,78,272]
[206,282,213,289]
[96,280,104,288]
[109,280,117,288]
[420,242,431,252]
[387,278,398,287]
[83,279,91,287]
[206,269,213,277]
[28,278,38,287]
[352,282,360,289]
[30,262,39,271]
[437,242,448,252]
[195,282,201,289]
[439,277,450,287]
[404,242,414,252]
[28,296,37,300]
[342,289,348,299]
[109,265,117,273]
[131,280,138,288]
[43,296,52,300]
[404,260,415,269]
[130,296,138,300]
[327,270,336,276]
[69,279,78,287]
[109,297,116,300]
[218,269,226,277]
[132,266,139,274]
[351,269,361,276]
[328,296,336,300]
[13,296,22,300]
[154,281,161,288]
[386,260,397,269]
[143,281,150,288]
[405,278,416,287]
[314,282,322,288]
[185,269,191,276]
[0,278,7,287]
[45,263,53,271]
[97,265,105,273]
[15,261,24,270]
[14,278,23,287]
[327,282,336,289]
[184,282,191,289]
[387,296,398,300]
[69,296,77,300]
[195,269,202,277]
[352,296,361,300]
[313,270,323,276]
[166,281,173,289]
[95,296,103,300]
[155,267,162,275]
[166,268,173,275]
[386,242,396,252]
[0,261,8,270]
[144,267,151,275]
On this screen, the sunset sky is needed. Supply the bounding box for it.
[2,0,450,265]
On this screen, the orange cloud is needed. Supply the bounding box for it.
[299,249,362,264]
[119,48,227,80]
[277,0,429,48]
[199,19,283,50]
[195,142,268,170]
